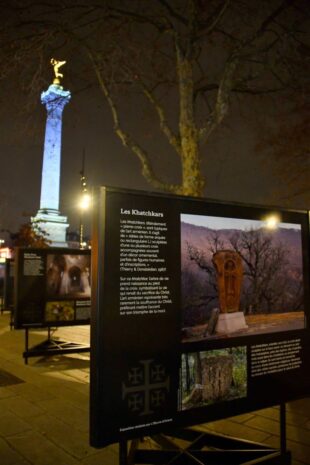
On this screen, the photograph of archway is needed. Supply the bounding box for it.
[46,253,91,298]
[179,347,247,411]
[181,214,305,342]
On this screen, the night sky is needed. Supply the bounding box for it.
[0,1,308,239]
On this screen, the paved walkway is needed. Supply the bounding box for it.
[0,312,309,465]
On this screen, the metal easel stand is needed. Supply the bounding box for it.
[23,326,90,365]
[119,404,291,465]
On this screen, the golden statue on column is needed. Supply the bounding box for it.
[51,58,66,85]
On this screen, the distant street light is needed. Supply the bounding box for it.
[79,192,91,211]
[79,152,90,248]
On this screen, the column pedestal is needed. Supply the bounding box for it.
[32,209,69,248]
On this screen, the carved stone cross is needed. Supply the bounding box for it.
[212,250,243,313]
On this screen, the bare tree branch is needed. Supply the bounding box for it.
[157,0,188,26]
[87,48,182,194]
[196,0,231,37]
[199,55,239,142]
[141,84,182,156]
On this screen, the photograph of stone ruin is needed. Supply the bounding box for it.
[180,347,247,411]
[181,214,305,342]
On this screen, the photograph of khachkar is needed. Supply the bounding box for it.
[46,254,91,298]
[180,347,247,411]
[181,214,305,342]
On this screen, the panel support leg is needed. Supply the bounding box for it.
[119,438,128,465]
[24,328,29,365]
[280,402,287,455]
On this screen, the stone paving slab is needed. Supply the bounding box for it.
[6,430,82,465]
[0,312,309,465]
[0,411,32,437]
[256,416,310,446]
[35,397,90,433]
[199,418,271,443]
[0,437,30,465]
[30,414,96,460]
[251,405,309,427]
[265,434,310,465]
[0,396,44,420]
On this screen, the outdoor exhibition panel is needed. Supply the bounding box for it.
[14,247,91,329]
[90,186,310,448]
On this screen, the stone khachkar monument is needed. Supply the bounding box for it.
[32,59,71,247]
[212,250,248,335]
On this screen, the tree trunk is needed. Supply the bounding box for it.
[177,49,205,197]
[185,353,191,393]
[201,355,233,401]
[194,352,202,385]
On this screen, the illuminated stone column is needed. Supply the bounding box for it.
[32,80,71,247]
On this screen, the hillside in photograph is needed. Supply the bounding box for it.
[181,217,305,341]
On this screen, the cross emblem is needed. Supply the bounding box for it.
[122,359,170,415]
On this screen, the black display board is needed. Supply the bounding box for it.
[14,247,91,329]
[90,187,310,448]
